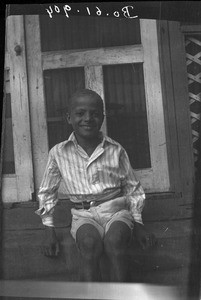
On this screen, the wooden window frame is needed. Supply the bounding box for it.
[24,16,170,195]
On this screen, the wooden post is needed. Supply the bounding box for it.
[24,15,49,197]
[6,16,34,202]
[140,19,170,191]
[168,21,194,203]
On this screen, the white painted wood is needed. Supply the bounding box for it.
[2,176,18,202]
[85,66,107,135]
[4,68,10,94]
[4,52,9,70]
[0,281,179,300]
[24,15,49,197]
[42,45,143,70]
[5,16,34,202]
[140,19,170,191]
[1,29,18,201]
[134,169,154,192]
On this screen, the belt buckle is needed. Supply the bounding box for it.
[90,201,95,208]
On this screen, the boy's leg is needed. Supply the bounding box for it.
[76,224,103,282]
[104,221,132,282]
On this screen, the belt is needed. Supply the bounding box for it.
[73,199,110,210]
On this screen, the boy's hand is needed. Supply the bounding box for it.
[42,226,60,257]
[134,223,157,250]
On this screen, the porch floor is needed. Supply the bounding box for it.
[1,221,192,299]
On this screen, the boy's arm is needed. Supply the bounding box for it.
[119,149,156,249]
[119,148,145,224]
[133,222,157,250]
[35,149,62,256]
[36,149,62,225]
[42,226,60,257]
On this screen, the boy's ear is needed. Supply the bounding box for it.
[66,113,71,124]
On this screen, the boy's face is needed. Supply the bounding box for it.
[67,95,104,141]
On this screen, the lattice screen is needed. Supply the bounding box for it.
[185,35,201,168]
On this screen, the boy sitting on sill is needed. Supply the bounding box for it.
[36,88,156,282]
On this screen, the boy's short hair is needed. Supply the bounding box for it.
[68,89,104,113]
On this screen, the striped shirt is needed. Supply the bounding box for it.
[36,132,145,226]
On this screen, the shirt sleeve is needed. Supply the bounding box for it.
[119,148,145,225]
[35,148,62,227]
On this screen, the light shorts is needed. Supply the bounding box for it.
[70,196,134,240]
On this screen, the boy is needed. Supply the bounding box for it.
[36,89,156,282]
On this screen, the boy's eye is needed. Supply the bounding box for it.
[75,111,101,117]
[75,112,84,116]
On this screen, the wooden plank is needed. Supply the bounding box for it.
[6,16,34,202]
[143,194,193,221]
[24,15,49,197]
[42,45,144,70]
[0,280,180,299]
[181,25,201,33]
[2,194,193,230]
[85,65,107,135]
[156,20,182,194]
[1,225,191,287]
[4,69,10,94]
[168,21,194,203]
[140,19,170,192]
[2,47,16,201]
[145,219,192,239]
[2,200,73,230]
[1,176,18,203]
[4,52,9,70]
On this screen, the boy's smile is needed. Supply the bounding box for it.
[67,94,104,145]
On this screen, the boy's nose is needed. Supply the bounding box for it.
[84,112,93,121]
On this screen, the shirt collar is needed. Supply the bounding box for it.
[65,132,116,149]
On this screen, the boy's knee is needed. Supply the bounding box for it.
[77,234,103,258]
[78,236,102,259]
[104,232,123,253]
[104,223,131,255]
[79,236,97,250]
